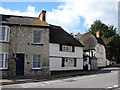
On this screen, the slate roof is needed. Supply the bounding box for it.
[75,33,106,50]
[49,25,84,47]
[0,14,49,26]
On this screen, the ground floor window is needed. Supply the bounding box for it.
[32,55,41,69]
[0,53,8,69]
[62,58,77,67]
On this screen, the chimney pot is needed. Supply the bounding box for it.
[38,10,46,21]
[96,31,100,38]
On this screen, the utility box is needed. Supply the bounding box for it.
[90,57,98,70]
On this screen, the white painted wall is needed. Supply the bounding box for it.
[49,43,83,71]
[49,43,83,58]
[95,44,107,67]
[49,57,83,71]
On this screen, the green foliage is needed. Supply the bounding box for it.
[107,35,120,64]
[89,20,119,63]
[89,20,117,38]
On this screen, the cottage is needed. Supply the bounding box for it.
[49,25,84,71]
[75,32,107,70]
[0,10,50,78]
[0,10,84,78]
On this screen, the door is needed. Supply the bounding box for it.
[16,54,24,75]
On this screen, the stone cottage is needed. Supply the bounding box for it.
[0,10,50,78]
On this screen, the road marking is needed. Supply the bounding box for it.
[113,85,119,88]
[107,87,113,89]
[107,85,119,89]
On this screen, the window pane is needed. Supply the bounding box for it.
[0,53,4,68]
[0,61,3,68]
[62,45,73,52]
[0,53,4,60]
[5,54,8,68]
[5,61,7,68]
[64,58,75,67]
[33,62,36,67]
[34,31,41,43]
[33,55,41,68]
[5,54,8,61]
[6,28,9,41]
[0,27,5,40]
[37,62,40,67]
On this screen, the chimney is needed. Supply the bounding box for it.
[96,31,100,38]
[38,10,46,21]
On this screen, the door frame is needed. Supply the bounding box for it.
[15,53,25,75]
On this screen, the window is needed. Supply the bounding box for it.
[60,45,74,52]
[32,55,41,69]
[0,26,10,42]
[33,31,41,44]
[0,53,8,69]
[62,58,76,67]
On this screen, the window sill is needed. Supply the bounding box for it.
[31,43,43,45]
[0,68,8,71]
[60,51,75,52]
[31,68,42,71]
[0,41,10,44]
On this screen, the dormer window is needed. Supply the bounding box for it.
[0,26,10,42]
[60,44,75,52]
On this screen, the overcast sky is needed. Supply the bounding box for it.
[0,0,119,34]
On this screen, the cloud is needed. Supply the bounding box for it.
[0,0,119,34]
[47,0,118,33]
[0,6,38,17]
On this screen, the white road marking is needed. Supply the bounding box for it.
[113,85,119,88]
[107,85,119,89]
[107,87,113,89]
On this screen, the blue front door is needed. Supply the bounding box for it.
[16,54,24,75]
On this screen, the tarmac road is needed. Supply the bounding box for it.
[2,67,120,89]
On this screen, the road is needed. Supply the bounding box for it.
[2,67,120,89]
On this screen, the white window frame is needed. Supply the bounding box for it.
[63,58,76,67]
[65,58,75,67]
[0,26,10,42]
[32,55,42,69]
[62,45,73,52]
[33,31,42,44]
[0,52,8,69]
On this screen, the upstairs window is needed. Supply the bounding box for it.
[32,55,41,69]
[60,45,75,52]
[33,31,41,44]
[0,53,8,69]
[0,26,10,42]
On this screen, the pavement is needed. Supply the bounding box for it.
[1,65,119,86]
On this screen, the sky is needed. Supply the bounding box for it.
[0,0,119,34]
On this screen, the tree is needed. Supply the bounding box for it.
[107,34,120,64]
[89,20,117,38]
[88,20,119,64]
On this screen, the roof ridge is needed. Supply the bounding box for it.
[0,14,39,19]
